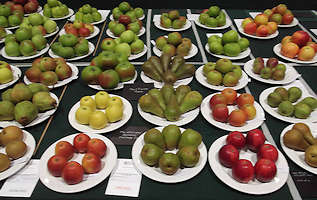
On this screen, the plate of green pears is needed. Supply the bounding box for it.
[132,126,207,183]
[137,84,202,126]
[259,80,317,123]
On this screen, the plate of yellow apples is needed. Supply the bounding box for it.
[68,91,133,134]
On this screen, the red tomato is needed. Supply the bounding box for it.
[61,161,84,185]
[218,144,239,168]
[254,158,277,182]
[232,159,255,183]
[87,138,107,158]
[47,155,67,177]
[55,141,74,160]
[257,144,278,162]
[73,133,91,153]
[226,131,246,150]
[246,129,266,152]
[82,153,102,174]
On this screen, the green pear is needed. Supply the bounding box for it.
[164,94,181,121]
[161,84,175,105]
[178,129,202,149]
[288,87,302,103]
[170,55,185,73]
[0,101,15,121]
[294,103,312,119]
[274,87,288,101]
[148,89,166,111]
[27,83,49,95]
[159,153,180,175]
[141,60,162,82]
[14,101,38,126]
[278,101,294,117]
[144,128,166,150]
[160,53,172,73]
[148,56,164,77]
[177,145,200,167]
[139,94,164,118]
[299,97,317,110]
[162,125,181,150]
[10,83,33,104]
[283,129,310,151]
[179,91,202,114]
[175,64,196,79]
[267,92,282,108]
[1,89,13,102]
[141,143,164,166]
[32,92,57,112]
[175,85,191,104]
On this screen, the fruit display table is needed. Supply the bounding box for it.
[0,6,317,200]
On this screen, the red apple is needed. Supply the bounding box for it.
[209,94,227,110]
[201,9,208,13]
[61,161,84,185]
[232,159,255,183]
[226,131,246,150]
[78,27,90,37]
[246,129,265,152]
[212,104,229,122]
[47,155,67,177]
[291,31,311,47]
[254,158,277,182]
[282,13,294,25]
[243,22,257,35]
[218,144,239,168]
[13,0,27,5]
[11,4,24,14]
[254,14,268,26]
[241,17,253,29]
[87,138,107,158]
[73,133,91,153]
[236,93,254,108]
[24,1,38,14]
[55,141,74,160]
[256,25,269,37]
[221,88,237,105]
[257,144,278,162]
[118,15,131,26]
[82,153,102,174]
[298,46,315,61]
[64,23,75,32]
[307,41,317,52]
[241,104,257,120]
[281,36,292,46]
[228,109,247,127]
[66,27,78,37]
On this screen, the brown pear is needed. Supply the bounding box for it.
[293,123,317,145]
[283,129,310,151]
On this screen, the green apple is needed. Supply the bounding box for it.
[127,22,140,34]
[199,13,209,24]
[32,34,47,50]
[82,13,94,23]
[115,61,135,82]
[119,1,131,13]
[232,65,242,79]
[120,30,135,43]
[19,22,32,30]
[216,58,233,73]
[208,6,220,17]
[223,43,241,57]
[209,41,224,55]
[112,7,123,20]
[216,14,226,26]
[57,46,75,58]
[223,72,239,87]
[28,13,44,26]
[75,12,83,21]
[43,7,52,18]
[60,4,69,16]
[238,38,249,51]
[32,26,45,36]
[134,8,144,18]
[59,34,78,47]
[208,35,222,44]
[81,65,102,84]
[74,42,89,56]
[0,27,6,39]
[101,38,116,51]
[44,19,57,33]
[114,38,121,45]
[114,43,131,57]
[130,39,144,54]
[0,68,13,84]
[0,16,8,27]
[15,28,32,42]
[5,42,20,56]
[126,11,136,22]
[206,70,222,85]
[8,15,22,27]
[91,7,98,13]
[92,12,102,22]
[51,6,64,18]
[98,69,120,89]
[0,5,11,17]
[4,34,16,45]
[222,30,239,44]
[108,21,117,32]
[19,40,37,56]
[205,17,218,27]
[47,0,59,7]
[51,42,62,54]
[82,4,92,14]
[112,23,126,36]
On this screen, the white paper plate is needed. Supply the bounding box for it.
[106,26,145,39]
[137,103,200,127]
[109,13,145,21]
[0,65,22,90]
[273,43,317,64]
[24,63,78,89]
[249,12,299,28]
[40,8,74,20]
[4,25,19,30]
[128,44,147,60]
[44,26,60,38]
[0,29,12,44]
[280,123,317,175]
[132,127,207,183]
[209,134,289,195]
[24,6,43,16]
[0,92,59,128]
[1,44,50,60]
[259,80,317,123]
[88,72,137,91]
[195,65,250,91]
[205,43,251,60]
[59,26,100,40]
[192,11,232,30]
[244,58,300,85]
[140,71,193,89]
[234,19,279,39]
[0,129,36,181]
[201,93,265,132]
[39,133,118,193]
[68,95,133,134]
[69,10,109,25]
[153,15,191,32]
[152,43,198,60]
[48,42,95,61]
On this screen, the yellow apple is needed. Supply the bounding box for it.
[89,111,108,129]
[106,105,123,122]
[75,106,93,124]
[95,91,110,109]
[108,96,123,108]
[80,96,96,111]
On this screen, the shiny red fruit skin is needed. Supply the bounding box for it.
[73,133,91,153]
[87,138,107,158]
[47,155,67,177]
[257,144,278,162]
[82,152,102,174]
[226,131,246,150]
[232,159,255,183]
[246,129,266,152]
[55,141,74,160]
[218,144,239,168]
[212,104,229,122]
[254,158,277,182]
[61,161,84,185]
